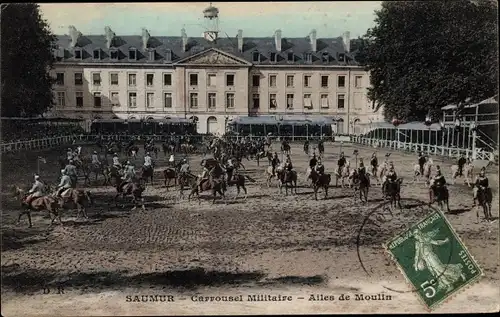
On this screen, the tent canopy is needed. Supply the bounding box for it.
[229,115,335,126]
[441,95,498,110]
[371,121,442,131]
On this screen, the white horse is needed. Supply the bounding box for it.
[451,163,474,187]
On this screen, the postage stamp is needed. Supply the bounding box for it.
[384,209,483,310]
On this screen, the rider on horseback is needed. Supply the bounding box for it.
[473,167,490,206]
[284,154,293,172]
[383,162,397,194]
[64,160,78,188]
[309,153,318,170]
[358,158,367,175]
[119,161,136,192]
[197,160,211,191]
[56,169,73,197]
[25,174,45,205]
[179,159,190,177]
[112,153,121,169]
[144,152,154,170]
[337,152,346,176]
[430,166,447,196]
[370,152,378,175]
[271,152,280,177]
[91,151,101,167]
[418,152,426,176]
[314,157,324,175]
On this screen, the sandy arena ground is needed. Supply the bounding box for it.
[1,141,499,315]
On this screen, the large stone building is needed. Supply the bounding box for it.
[50,5,383,135]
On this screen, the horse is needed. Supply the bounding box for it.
[188,175,226,204]
[277,169,298,195]
[428,180,451,213]
[127,145,139,158]
[351,170,370,203]
[318,142,325,156]
[83,162,108,186]
[308,170,331,200]
[281,141,291,156]
[140,165,154,184]
[335,162,351,188]
[226,168,250,200]
[451,163,474,187]
[374,163,387,185]
[476,186,493,222]
[12,186,62,228]
[177,172,198,198]
[114,179,146,211]
[384,179,403,209]
[51,187,93,219]
[163,167,178,189]
[255,150,272,167]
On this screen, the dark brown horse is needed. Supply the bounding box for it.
[350,170,370,204]
[308,171,331,200]
[12,186,62,228]
[428,180,451,213]
[52,188,93,219]
[277,169,298,195]
[114,179,146,211]
[188,175,226,204]
[226,169,251,200]
[384,178,403,209]
[163,167,178,189]
[140,165,154,184]
[476,186,493,222]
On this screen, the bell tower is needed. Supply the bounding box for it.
[202,2,220,42]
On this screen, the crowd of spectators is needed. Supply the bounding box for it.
[1,123,85,143]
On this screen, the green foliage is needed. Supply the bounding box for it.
[357,0,498,122]
[1,4,57,117]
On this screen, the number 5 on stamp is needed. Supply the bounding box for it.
[384,210,483,310]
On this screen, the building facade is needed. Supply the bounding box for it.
[50,24,383,135]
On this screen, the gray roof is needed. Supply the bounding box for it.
[371,121,442,131]
[54,34,360,66]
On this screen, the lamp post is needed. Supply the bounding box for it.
[391,117,401,149]
[424,113,432,154]
[470,121,477,160]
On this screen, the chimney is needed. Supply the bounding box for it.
[142,28,150,50]
[237,29,243,52]
[181,28,188,52]
[310,29,317,52]
[343,31,350,53]
[274,29,282,52]
[104,26,115,49]
[68,25,82,48]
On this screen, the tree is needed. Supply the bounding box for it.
[1,4,57,117]
[357,0,498,122]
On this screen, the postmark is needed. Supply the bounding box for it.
[384,208,483,310]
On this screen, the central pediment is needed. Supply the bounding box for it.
[175,48,251,66]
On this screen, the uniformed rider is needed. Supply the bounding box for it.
[284,154,293,172]
[197,161,211,191]
[337,152,346,175]
[25,175,45,205]
[91,151,101,166]
[118,161,136,192]
[418,152,426,176]
[314,157,324,175]
[430,166,446,197]
[56,169,73,197]
[358,158,367,176]
[179,159,190,177]
[112,153,121,169]
[271,152,280,177]
[383,162,397,194]
[473,167,489,206]
[370,152,378,175]
[144,152,153,170]
[309,154,318,170]
[64,160,78,188]
[168,153,175,167]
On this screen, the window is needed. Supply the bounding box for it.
[321,52,329,62]
[208,74,216,87]
[321,75,329,88]
[269,75,277,87]
[74,49,82,60]
[56,92,65,107]
[163,73,172,86]
[93,92,101,108]
[208,93,216,109]
[252,75,260,87]
[226,74,235,86]
[92,73,101,86]
[148,49,155,61]
[304,53,312,63]
[110,73,119,85]
[321,94,329,108]
[252,94,260,109]
[110,49,119,60]
[252,51,260,62]
[338,53,345,62]
[270,52,277,63]
[269,94,277,109]
[75,92,83,108]
[338,75,346,88]
[164,92,172,108]
[304,75,311,88]
[110,92,120,107]
[56,73,64,85]
[128,73,136,86]
[129,48,137,60]
[337,94,345,109]
[287,52,294,62]
[93,49,101,60]
[190,93,198,108]
[146,92,154,108]
[189,74,198,86]
[286,75,294,87]
[146,74,154,87]
[355,75,363,88]
[165,49,172,62]
[74,73,83,85]
[226,93,235,108]
[129,92,137,108]
[303,94,312,109]
[286,94,294,109]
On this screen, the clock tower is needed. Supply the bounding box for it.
[202,2,220,42]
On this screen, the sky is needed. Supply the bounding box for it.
[39,2,381,39]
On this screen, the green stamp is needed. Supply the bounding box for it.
[384,209,483,310]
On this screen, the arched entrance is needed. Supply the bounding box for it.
[337,118,344,134]
[207,116,218,134]
[353,118,361,135]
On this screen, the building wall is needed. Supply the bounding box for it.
[50,63,383,135]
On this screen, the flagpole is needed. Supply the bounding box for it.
[37,158,40,176]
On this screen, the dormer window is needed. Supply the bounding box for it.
[129,48,137,61]
[93,49,101,60]
[338,53,345,62]
[148,49,155,61]
[287,52,294,62]
[304,53,312,64]
[321,52,329,62]
[109,49,119,60]
[252,51,260,63]
[74,48,82,60]
[270,52,277,63]
[165,49,172,62]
